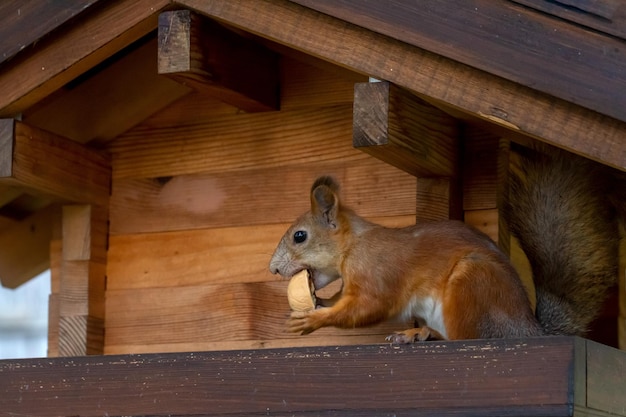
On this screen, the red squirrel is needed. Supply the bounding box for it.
[269,145,621,342]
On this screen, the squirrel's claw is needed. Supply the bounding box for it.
[287,310,316,335]
[387,327,444,344]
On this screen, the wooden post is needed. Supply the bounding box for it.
[460,127,536,306]
[59,205,108,356]
[48,239,62,357]
[460,126,502,242]
[0,119,111,352]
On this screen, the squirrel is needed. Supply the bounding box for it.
[268,145,622,342]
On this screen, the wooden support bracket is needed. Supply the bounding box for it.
[0,119,110,291]
[158,9,280,112]
[0,205,61,289]
[0,119,111,207]
[353,81,461,221]
[353,81,459,178]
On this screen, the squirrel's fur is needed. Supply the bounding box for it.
[269,146,622,341]
[504,144,620,336]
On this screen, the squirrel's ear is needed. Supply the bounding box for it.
[311,177,340,228]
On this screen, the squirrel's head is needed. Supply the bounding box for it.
[269,176,345,290]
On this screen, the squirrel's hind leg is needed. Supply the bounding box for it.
[386,326,446,344]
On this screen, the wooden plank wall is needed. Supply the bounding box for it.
[104,56,418,354]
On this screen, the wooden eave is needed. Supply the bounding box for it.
[0,0,624,166]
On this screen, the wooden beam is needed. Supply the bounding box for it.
[158,10,279,112]
[3,337,625,416]
[0,119,110,207]
[0,205,60,289]
[0,0,170,116]
[178,0,625,171]
[0,1,103,65]
[23,37,191,146]
[512,0,626,41]
[109,104,357,180]
[290,0,626,124]
[353,81,459,178]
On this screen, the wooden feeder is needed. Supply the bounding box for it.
[0,1,624,415]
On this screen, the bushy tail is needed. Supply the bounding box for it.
[505,144,620,336]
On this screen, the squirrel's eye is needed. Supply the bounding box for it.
[293,230,307,244]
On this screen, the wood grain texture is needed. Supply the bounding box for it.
[290,0,626,124]
[107,216,415,291]
[109,162,417,234]
[62,206,92,262]
[47,294,60,357]
[2,337,616,417]
[58,315,88,357]
[512,0,626,40]
[104,335,399,354]
[0,0,169,116]
[109,104,360,179]
[415,178,462,221]
[105,54,357,135]
[281,56,367,110]
[50,240,62,294]
[0,205,60,289]
[59,204,108,355]
[158,10,279,112]
[461,127,509,253]
[617,234,626,350]
[0,121,111,207]
[586,341,626,414]
[23,37,190,145]
[464,208,498,243]
[47,239,62,357]
[0,0,102,65]
[105,281,407,350]
[462,127,501,211]
[0,119,13,177]
[353,81,459,177]
[179,0,625,171]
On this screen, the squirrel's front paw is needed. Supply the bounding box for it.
[386,327,443,344]
[287,310,318,335]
